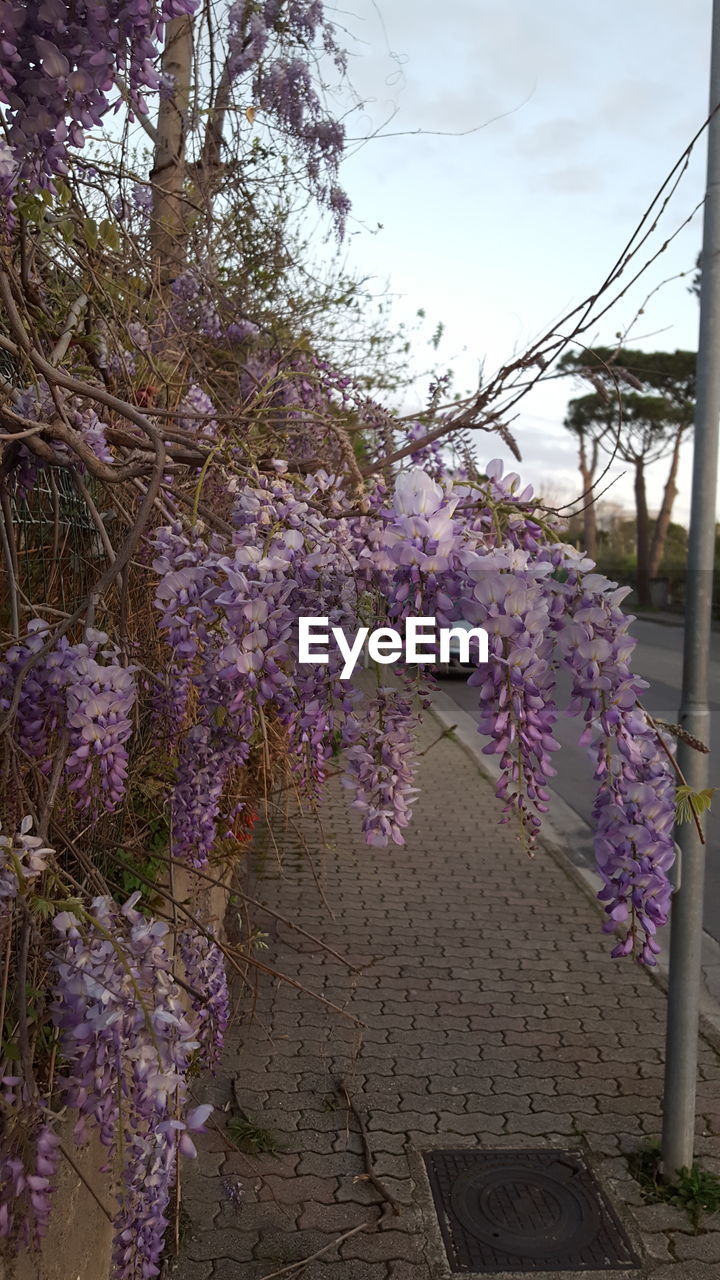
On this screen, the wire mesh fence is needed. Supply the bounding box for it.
[10,468,106,615]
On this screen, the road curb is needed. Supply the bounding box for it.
[427,686,720,1058]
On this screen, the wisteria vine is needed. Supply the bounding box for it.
[0,469,679,1273]
[0,1,685,1276]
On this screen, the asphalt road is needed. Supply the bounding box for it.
[439,618,720,943]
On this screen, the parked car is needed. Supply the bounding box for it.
[431,619,479,677]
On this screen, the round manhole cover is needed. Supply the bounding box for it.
[450,1159,602,1258]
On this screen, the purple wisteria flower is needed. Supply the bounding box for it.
[342,688,419,846]
[0,138,17,236]
[0,1076,60,1247]
[0,816,52,904]
[0,1,201,188]
[177,384,218,439]
[0,624,136,816]
[177,926,230,1066]
[131,182,153,215]
[226,319,260,344]
[224,0,350,232]
[51,893,211,1280]
[170,270,223,338]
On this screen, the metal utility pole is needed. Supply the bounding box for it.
[662,0,720,1178]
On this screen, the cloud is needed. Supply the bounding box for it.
[336,0,713,523]
[512,116,588,159]
[536,164,605,195]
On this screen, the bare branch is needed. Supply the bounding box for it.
[50,293,89,366]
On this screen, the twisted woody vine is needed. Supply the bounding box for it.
[0,2,696,1277]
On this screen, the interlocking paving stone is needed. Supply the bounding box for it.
[164,1261,214,1280]
[173,713,720,1279]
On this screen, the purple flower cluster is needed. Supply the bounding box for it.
[51,893,211,1280]
[555,570,676,961]
[0,1077,60,1247]
[224,0,350,232]
[177,926,230,1066]
[177,383,218,439]
[365,459,676,958]
[343,688,419,846]
[65,651,136,812]
[226,318,260,344]
[0,0,200,188]
[151,472,364,862]
[0,815,51,904]
[371,466,558,850]
[170,270,223,339]
[0,619,74,765]
[152,524,220,733]
[6,384,116,477]
[69,405,114,463]
[464,555,561,848]
[171,719,250,865]
[0,623,136,815]
[255,55,347,226]
[228,3,268,78]
[127,320,150,351]
[131,182,153,215]
[376,466,462,620]
[3,446,679,969]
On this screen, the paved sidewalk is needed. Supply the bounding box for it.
[428,686,720,1016]
[172,716,720,1280]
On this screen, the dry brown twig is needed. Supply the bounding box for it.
[255,1220,375,1280]
[335,1077,402,1216]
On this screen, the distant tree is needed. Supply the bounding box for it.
[561,348,695,605]
[562,397,605,560]
[660,521,689,572]
[564,391,684,602]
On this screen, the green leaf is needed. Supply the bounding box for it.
[16,193,46,226]
[29,896,59,919]
[99,218,120,251]
[83,217,99,250]
[676,785,716,825]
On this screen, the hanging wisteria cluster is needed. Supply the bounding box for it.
[0,0,351,231]
[177,926,231,1067]
[227,0,350,230]
[0,622,136,811]
[141,459,677,961]
[52,894,216,1277]
[1,459,678,906]
[0,0,200,186]
[0,1074,60,1246]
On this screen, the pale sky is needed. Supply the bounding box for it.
[332,0,715,522]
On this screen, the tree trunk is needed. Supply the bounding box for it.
[150,16,194,292]
[648,425,684,579]
[634,457,651,607]
[577,431,598,561]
